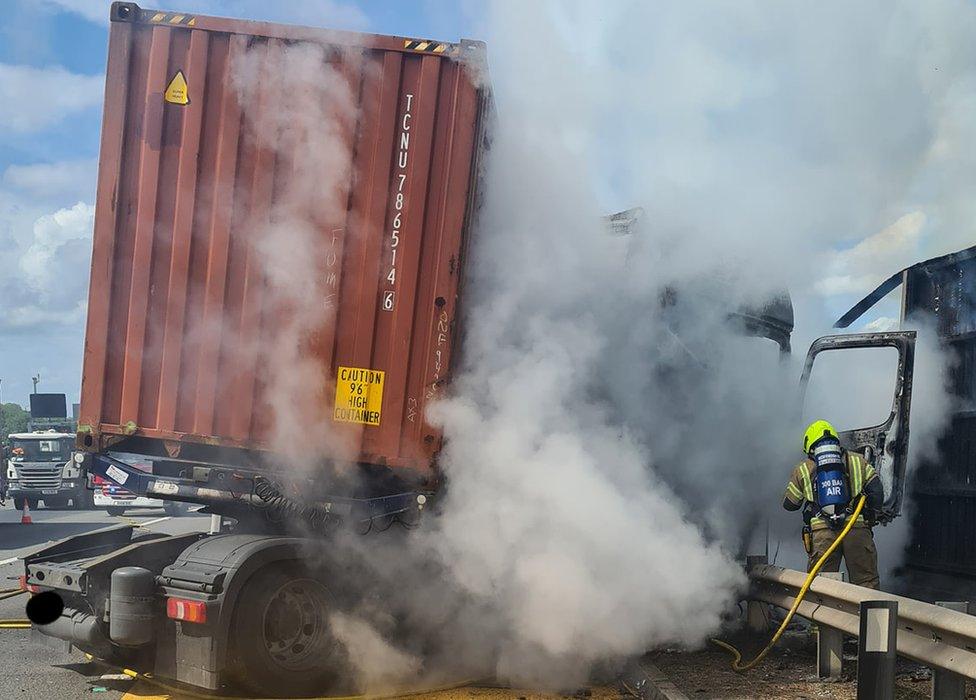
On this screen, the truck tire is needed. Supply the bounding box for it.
[231,567,348,697]
[13,497,26,512]
[44,498,68,510]
[28,499,39,511]
[106,506,126,517]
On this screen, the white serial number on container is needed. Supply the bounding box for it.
[384,93,414,311]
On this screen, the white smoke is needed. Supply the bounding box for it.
[214,0,969,691]
[230,41,361,464]
[406,0,968,684]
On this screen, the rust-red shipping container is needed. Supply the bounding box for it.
[79,2,489,484]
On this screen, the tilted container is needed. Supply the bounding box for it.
[79,2,489,485]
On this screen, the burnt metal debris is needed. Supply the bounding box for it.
[836,245,976,590]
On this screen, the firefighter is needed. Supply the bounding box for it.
[782,419,884,589]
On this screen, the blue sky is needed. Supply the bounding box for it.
[2,0,974,407]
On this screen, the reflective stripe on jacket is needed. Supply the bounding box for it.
[783,450,877,530]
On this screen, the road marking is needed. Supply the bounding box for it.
[137,516,172,528]
[0,557,19,567]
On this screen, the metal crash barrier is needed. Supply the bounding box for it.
[749,563,976,693]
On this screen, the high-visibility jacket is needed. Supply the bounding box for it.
[783,449,877,530]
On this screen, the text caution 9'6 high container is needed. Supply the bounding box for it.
[79,2,490,484]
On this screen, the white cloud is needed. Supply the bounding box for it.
[864,316,900,332]
[4,301,87,329]
[207,0,370,30]
[815,211,927,298]
[44,0,369,30]
[43,0,370,30]
[3,159,97,203]
[39,0,108,24]
[0,201,94,334]
[0,191,93,403]
[19,202,94,287]
[0,64,103,133]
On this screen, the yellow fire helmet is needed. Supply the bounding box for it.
[803,419,839,454]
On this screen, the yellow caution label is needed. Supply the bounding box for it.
[164,71,189,105]
[333,366,385,426]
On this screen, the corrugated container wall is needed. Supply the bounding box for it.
[903,251,976,578]
[78,3,489,483]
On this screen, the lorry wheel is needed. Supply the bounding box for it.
[28,499,39,511]
[106,506,125,517]
[74,491,95,510]
[13,497,26,512]
[231,567,348,697]
[44,498,68,510]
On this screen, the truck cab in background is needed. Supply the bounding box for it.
[6,431,92,510]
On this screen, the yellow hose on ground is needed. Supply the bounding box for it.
[83,654,476,700]
[1,590,474,698]
[711,494,867,672]
[0,619,31,629]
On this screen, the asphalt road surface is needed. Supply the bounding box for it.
[0,499,211,699]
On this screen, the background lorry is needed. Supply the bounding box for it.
[22,3,917,697]
[6,393,93,510]
[6,431,90,510]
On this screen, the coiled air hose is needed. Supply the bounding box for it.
[253,476,338,531]
[712,494,867,671]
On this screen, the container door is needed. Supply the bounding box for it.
[799,331,916,520]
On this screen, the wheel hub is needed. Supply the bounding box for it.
[262,580,331,670]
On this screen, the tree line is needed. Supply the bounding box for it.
[0,403,30,441]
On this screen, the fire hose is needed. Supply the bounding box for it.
[711,494,867,671]
[0,588,29,628]
[82,654,476,700]
[3,583,475,697]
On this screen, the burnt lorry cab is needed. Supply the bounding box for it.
[836,245,976,597]
[799,332,916,521]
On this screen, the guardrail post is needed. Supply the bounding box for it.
[857,600,897,700]
[746,555,768,633]
[931,602,967,700]
[817,571,845,679]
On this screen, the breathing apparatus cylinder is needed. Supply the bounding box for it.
[812,438,849,528]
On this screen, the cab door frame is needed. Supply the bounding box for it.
[799,331,916,519]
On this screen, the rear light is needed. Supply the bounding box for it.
[92,475,106,485]
[19,575,40,594]
[166,598,207,623]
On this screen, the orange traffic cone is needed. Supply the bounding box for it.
[20,499,32,525]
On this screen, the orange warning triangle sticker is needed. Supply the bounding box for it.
[164,71,189,105]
